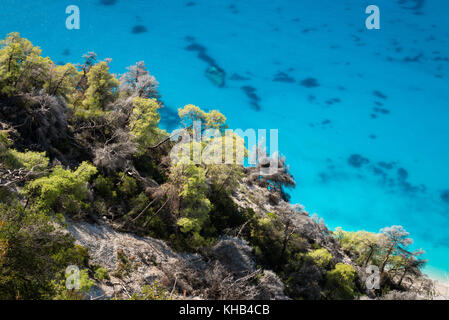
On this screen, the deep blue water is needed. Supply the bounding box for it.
[1,0,449,280]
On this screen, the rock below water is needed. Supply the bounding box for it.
[441,190,449,204]
[205,65,226,88]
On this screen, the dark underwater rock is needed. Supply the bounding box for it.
[100,0,117,5]
[131,25,147,34]
[397,0,425,15]
[230,73,250,81]
[300,77,320,88]
[441,190,449,204]
[397,168,409,181]
[273,72,295,83]
[378,161,394,170]
[185,40,226,88]
[185,43,206,52]
[348,154,370,168]
[373,90,388,100]
[205,65,226,87]
[241,86,261,111]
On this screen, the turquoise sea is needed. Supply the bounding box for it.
[1,0,448,280]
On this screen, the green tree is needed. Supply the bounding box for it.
[178,104,227,132]
[0,32,52,95]
[81,61,119,115]
[379,225,413,274]
[129,97,166,154]
[44,63,79,98]
[334,228,384,267]
[396,249,426,287]
[175,163,212,247]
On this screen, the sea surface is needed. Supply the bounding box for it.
[1,0,449,280]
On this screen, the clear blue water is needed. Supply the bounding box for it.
[1,0,449,280]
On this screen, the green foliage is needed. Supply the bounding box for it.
[112,249,139,279]
[178,104,227,132]
[94,267,110,281]
[118,175,138,196]
[130,281,171,300]
[174,163,213,247]
[76,61,119,118]
[51,244,89,269]
[307,248,333,269]
[0,148,49,171]
[0,32,52,95]
[0,202,89,299]
[24,162,97,215]
[52,269,95,300]
[44,63,79,98]
[238,208,307,271]
[93,175,116,199]
[334,227,384,267]
[325,263,358,300]
[84,61,119,109]
[0,129,50,173]
[129,97,166,154]
[0,130,12,147]
[207,185,245,235]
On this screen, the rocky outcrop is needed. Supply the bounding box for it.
[232,181,354,265]
[67,219,287,300]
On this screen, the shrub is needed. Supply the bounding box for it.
[52,269,95,300]
[94,267,110,281]
[24,162,97,215]
[0,130,49,171]
[130,281,171,300]
[112,249,138,279]
[307,248,333,269]
[93,175,116,199]
[3,149,49,171]
[118,175,138,196]
[0,202,90,299]
[325,263,358,300]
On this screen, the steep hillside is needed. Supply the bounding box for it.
[0,33,444,300]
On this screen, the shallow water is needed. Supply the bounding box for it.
[1,0,449,280]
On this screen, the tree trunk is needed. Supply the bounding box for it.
[280,221,292,261]
[363,247,375,267]
[398,268,408,287]
[380,246,394,273]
